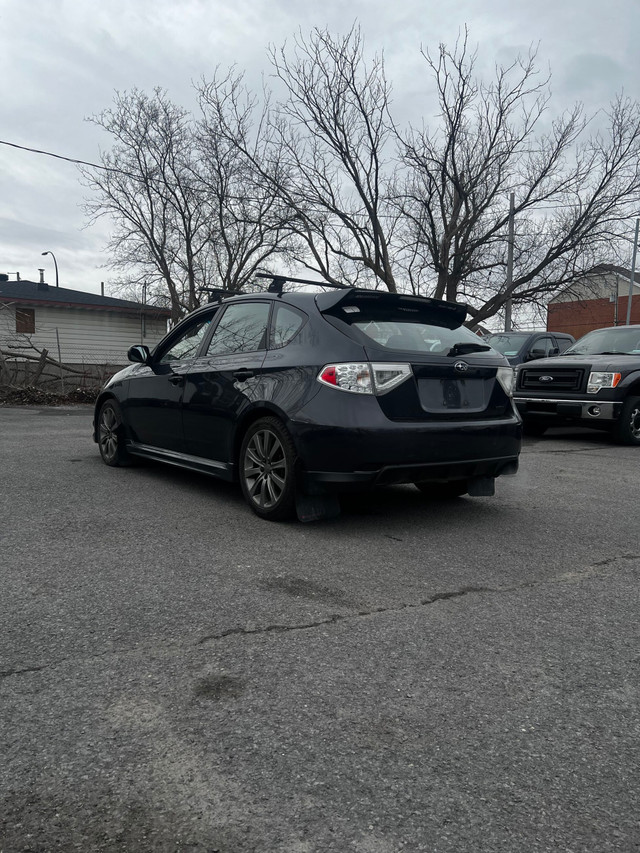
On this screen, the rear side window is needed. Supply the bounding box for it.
[206,302,271,356]
[270,304,307,349]
[354,320,488,355]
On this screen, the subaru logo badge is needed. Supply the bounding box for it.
[539,375,554,382]
[454,361,468,373]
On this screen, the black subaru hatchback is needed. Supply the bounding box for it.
[94,284,521,520]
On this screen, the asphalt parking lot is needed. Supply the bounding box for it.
[1,405,639,852]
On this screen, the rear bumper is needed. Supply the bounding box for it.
[514,396,622,423]
[288,395,521,490]
[302,455,519,490]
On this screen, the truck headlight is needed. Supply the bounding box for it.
[587,371,621,394]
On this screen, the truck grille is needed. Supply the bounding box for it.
[518,367,584,392]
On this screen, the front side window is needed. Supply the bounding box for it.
[158,317,212,363]
[556,337,573,353]
[530,336,555,357]
[206,302,270,356]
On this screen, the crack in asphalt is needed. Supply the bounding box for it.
[592,554,640,567]
[2,555,639,680]
[196,585,491,646]
[197,554,640,646]
[0,664,46,679]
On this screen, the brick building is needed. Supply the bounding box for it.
[547,265,640,340]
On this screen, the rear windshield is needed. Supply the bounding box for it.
[354,320,493,355]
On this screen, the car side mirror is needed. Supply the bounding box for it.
[128,345,151,364]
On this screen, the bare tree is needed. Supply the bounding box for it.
[195,70,298,293]
[83,85,297,320]
[82,29,640,328]
[209,27,401,290]
[82,89,209,323]
[398,32,640,325]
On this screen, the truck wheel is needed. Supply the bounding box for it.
[613,396,640,445]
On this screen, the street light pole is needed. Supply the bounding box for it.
[41,251,59,287]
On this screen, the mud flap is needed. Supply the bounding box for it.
[295,492,341,522]
[467,476,495,497]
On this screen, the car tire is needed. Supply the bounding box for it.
[414,480,468,499]
[522,421,548,437]
[97,399,133,467]
[613,396,640,445]
[239,417,297,520]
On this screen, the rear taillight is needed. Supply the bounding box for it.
[318,363,412,395]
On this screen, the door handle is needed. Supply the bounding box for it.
[233,369,255,381]
[169,375,183,386]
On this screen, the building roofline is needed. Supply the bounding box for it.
[0,280,170,316]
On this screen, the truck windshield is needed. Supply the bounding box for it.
[564,327,640,356]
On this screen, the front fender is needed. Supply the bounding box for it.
[617,370,640,396]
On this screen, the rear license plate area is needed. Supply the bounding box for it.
[418,378,487,413]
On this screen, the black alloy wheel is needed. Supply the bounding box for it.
[239,417,297,520]
[414,480,469,499]
[98,400,132,467]
[613,396,640,445]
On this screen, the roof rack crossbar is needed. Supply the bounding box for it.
[201,287,244,303]
[255,273,348,293]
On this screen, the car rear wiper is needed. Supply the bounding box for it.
[446,342,492,357]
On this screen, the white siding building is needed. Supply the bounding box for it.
[0,278,170,369]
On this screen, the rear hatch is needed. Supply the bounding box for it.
[317,289,514,421]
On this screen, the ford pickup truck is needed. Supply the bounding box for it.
[514,324,640,444]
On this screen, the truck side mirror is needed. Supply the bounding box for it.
[527,348,546,360]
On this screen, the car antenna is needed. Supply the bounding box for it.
[254,273,349,293]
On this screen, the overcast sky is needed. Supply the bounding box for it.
[1,0,639,295]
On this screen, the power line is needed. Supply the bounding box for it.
[0,137,637,220]
[0,138,131,177]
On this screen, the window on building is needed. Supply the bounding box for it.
[16,308,35,334]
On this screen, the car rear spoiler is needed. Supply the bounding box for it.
[315,288,468,330]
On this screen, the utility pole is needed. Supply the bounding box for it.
[504,192,515,332]
[625,218,639,326]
